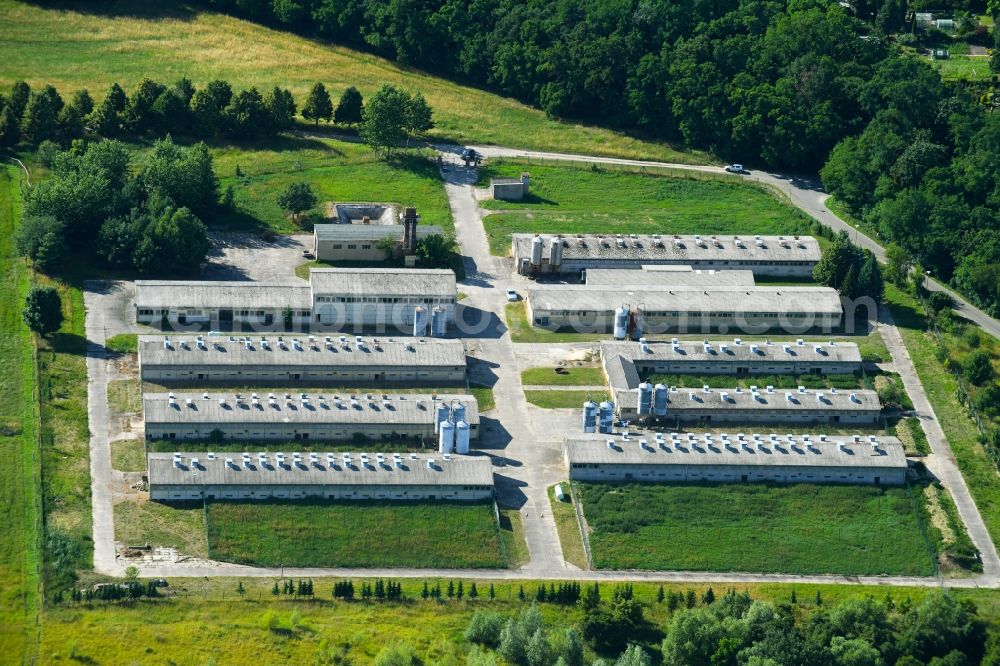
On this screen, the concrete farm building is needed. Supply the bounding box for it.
[137,335,467,386]
[601,338,862,382]
[612,384,881,424]
[525,285,843,334]
[134,268,457,333]
[143,391,480,443]
[513,233,821,277]
[148,451,494,501]
[312,206,443,263]
[565,432,907,486]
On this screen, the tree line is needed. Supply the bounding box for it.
[0,78,433,155]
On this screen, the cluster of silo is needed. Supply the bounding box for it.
[436,399,471,454]
[413,306,448,337]
[583,399,617,433]
[528,234,563,274]
[613,305,643,341]
[636,382,669,420]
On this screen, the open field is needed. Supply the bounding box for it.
[525,390,610,409]
[104,333,138,354]
[107,379,141,414]
[497,508,529,569]
[111,439,146,472]
[114,499,208,558]
[212,137,452,234]
[548,485,589,570]
[576,482,938,576]
[0,166,41,663]
[930,55,993,81]
[521,366,604,386]
[478,162,815,255]
[885,284,1000,549]
[0,0,705,163]
[206,500,506,568]
[35,578,1000,665]
[892,417,931,456]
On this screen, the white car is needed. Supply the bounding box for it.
[725,163,748,174]
[505,289,519,302]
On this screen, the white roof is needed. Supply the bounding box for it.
[144,392,479,426]
[135,281,312,310]
[514,234,821,264]
[309,268,456,296]
[138,335,467,369]
[150,451,494,487]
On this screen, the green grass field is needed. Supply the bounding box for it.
[479,162,815,255]
[37,578,1000,666]
[885,285,1000,550]
[521,366,605,386]
[110,439,147,472]
[0,0,705,163]
[930,55,993,81]
[548,485,589,570]
[114,499,208,558]
[524,390,610,409]
[212,137,452,234]
[104,333,138,354]
[206,500,506,568]
[107,379,141,413]
[577,482,938,576]
[0,166,41,663]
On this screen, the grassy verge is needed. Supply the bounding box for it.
[548,484,589,570]
[577,482,938,576]
[525,390,610,409]
[920,482,981,575]
[497,508,529,569]
[521,367,604,386]
[892,417,931,456]
[469,385,496,412]
[479,161,815,255]
[114,499,208,558]
[506,302,608,343]
[35,270,92,593]
[206,500,506,568]
[0,165,41,662]
[105,333,137,354]
[111,439,147,473]
[0,0,705,163]
[107,379,141,413]
[885,284,1000,549]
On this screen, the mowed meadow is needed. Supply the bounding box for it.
[206,500,508,568]
[577,482,940,576]
[477,161,817,254]
[0,0,705,162]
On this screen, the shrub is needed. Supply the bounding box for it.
[465,610,507,646]
[962,351,994,386]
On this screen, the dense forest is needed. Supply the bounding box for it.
[203,0,1000,314]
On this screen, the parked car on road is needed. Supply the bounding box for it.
[725,163,748,174]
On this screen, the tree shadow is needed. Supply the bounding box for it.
[26,0,198,21]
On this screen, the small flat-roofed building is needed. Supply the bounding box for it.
[602,339,862,380]
[613,385,881,424]
[564,432,907,486]
[491,174,530,201]
[144,392,479,442]
[134,268,458,333]
[312,224,443,262]
[526,286,843,334]
[148,451,494,501]
[138,335,467,386]
[513,234,820,277]
[582,266,756,288]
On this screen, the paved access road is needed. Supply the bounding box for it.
[443,144,1000,341]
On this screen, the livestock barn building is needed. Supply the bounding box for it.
[137,335,467,386]
[525,285,843,334]
[603,338,861,381]
[312,205,443,263]
[148,451,495,501]
[513,233,821,277]
[134,267,457,333]
[612,384,881,425]
[565,432,907,486]
[143,392,480,443]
